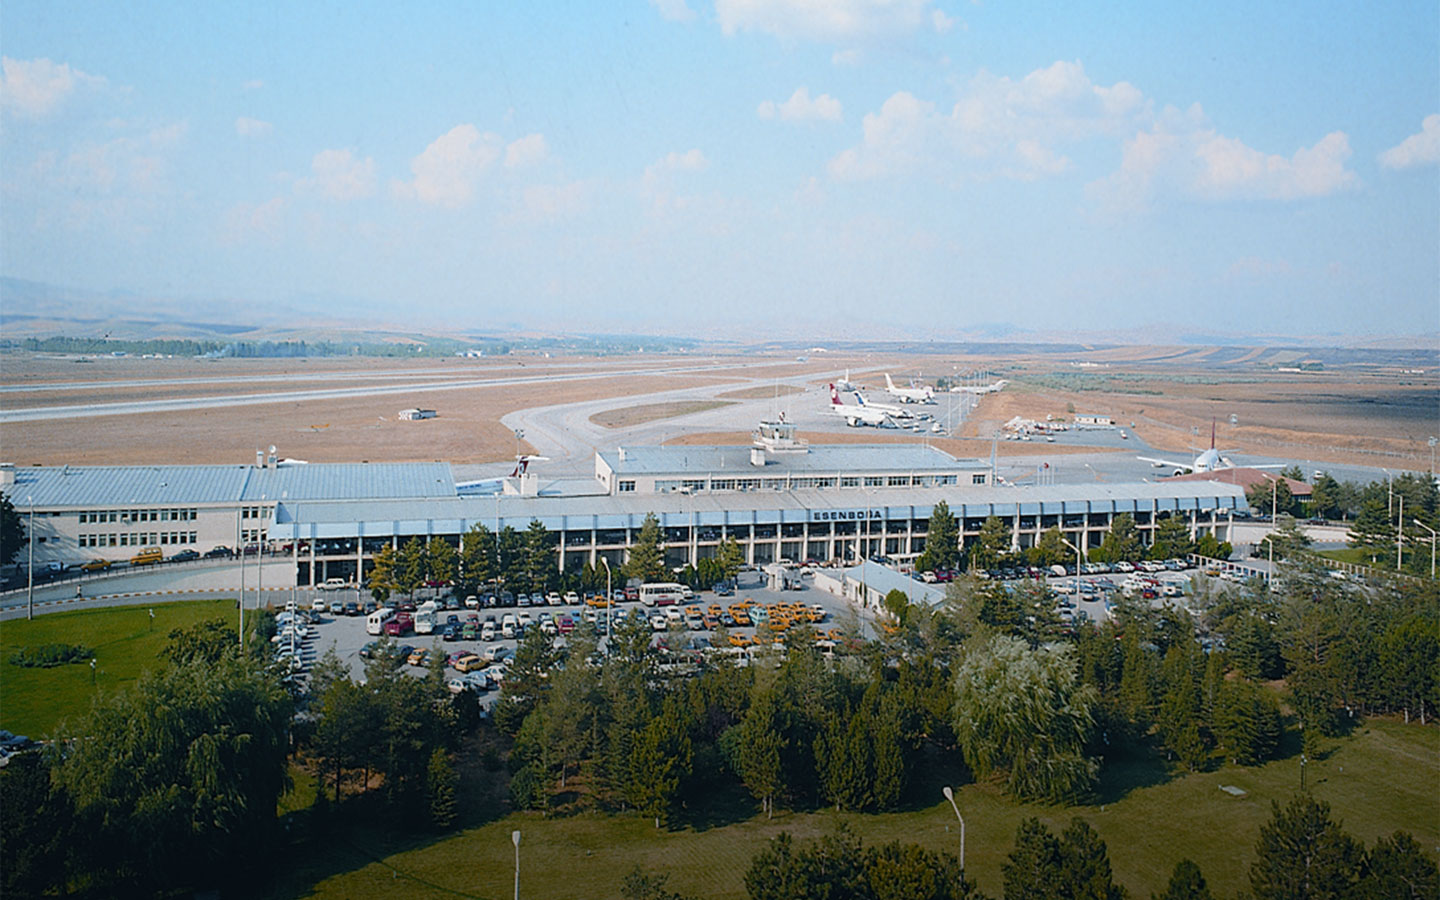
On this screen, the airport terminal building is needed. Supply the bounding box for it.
[3,423,1247,586]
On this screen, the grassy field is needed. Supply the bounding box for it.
[0,598,238,737]
[269,720,1438,900]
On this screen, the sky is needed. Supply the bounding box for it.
[2,1,1437,341]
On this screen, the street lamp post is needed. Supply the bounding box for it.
[1396,495,1404,572]
[1411,519,1436,579]
[26,495,34,621]
[942,785,966,872]
[599,556,612,654]
[1060,537,1082,601]
[512,829,521,900]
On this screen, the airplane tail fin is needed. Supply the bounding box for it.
[829,383,841,405]
[853,391,866,406]
[1210,417,1216,450]
[885,373,896,390]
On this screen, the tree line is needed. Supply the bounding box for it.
[364,514,746,602]
[624,794,1436,900]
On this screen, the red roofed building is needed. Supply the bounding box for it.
[1163,467,1312,500]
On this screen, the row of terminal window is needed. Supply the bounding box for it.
[78,508,199,524]
[80,532,197,547]
[650,474,974,492]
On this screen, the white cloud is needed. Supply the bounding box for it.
[832,49,863,67]
[650,0,696,22]
[716,0,941,41]
[931,9,955,33]
[758,87,843,122]
[645,148,709,179]
[504,133,549,168]
[514,181,588,224]
[300,148,376,201]
[221,196,287,244]
[241,79,265,91]
[829,61,1140,183]
[1,56,106,118]
[395,124,502,207]
[235,116,273,138]
[1089,110,1358,214]
[1379,114,1440,170]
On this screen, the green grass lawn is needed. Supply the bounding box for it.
[271,719,1438,900]
[0,599,239,737]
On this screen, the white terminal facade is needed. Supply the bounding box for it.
[2,421,1245,587]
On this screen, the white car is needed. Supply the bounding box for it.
[546,592,563,606]
[465,595,480,609]
[319,577,348,591]
[650,615,669,631]
[564,591,580,605]
[310,598,329,613]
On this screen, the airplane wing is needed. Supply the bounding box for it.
[1137,456,1191,471]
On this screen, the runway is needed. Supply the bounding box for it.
[0,360,769,424]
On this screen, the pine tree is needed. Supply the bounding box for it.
[425,748,457,829]
[1359,831,1440,900]
[367,545,398,603]
[1059,818,1125,900]
[1155,859,1213,900]
[1003,818,1065,900]
[969,515,1011,572]
[716,536,745,581]
[1348,497,1394,560]
[739,688,786,818]
[460,523,496,591]
[425,538,458,587]
[1149,514,1196,560]
[919,500,960,571]
[625,513,667,583]
[522,519,554,594]
[1214,679,1282,766]
[1249,796,1364,900]
[398,536,427,597]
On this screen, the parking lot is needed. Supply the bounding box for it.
[272,569,874,707]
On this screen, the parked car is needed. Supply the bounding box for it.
[204,546,234,559]
[169,549,200,563]
[79,558,113,572]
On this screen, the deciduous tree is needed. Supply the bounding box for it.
[953,635,1098,803]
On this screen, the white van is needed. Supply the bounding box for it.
[501,614,518,639]
[366,607,396,636]
[481,621,496,641]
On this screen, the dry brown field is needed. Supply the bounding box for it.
[961,372,1437,469]
[0,353,862,466]
[2,350,1432,470]
[717,384,806,400]
[589,400,739,428]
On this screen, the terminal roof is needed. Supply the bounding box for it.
[599,443,983,475]
[8,462,457,508]
[270,479,1248,538]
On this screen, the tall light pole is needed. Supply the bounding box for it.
[1429,436,1437,480]
[942,785,965,872]
[1061,537,1082,601]
[26,495,34,621]
[1260,534,1277,591]
[599,556,612,655]
[1412,519,1436,579]
[1396,495,1404,572]
[511,829,521,900]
